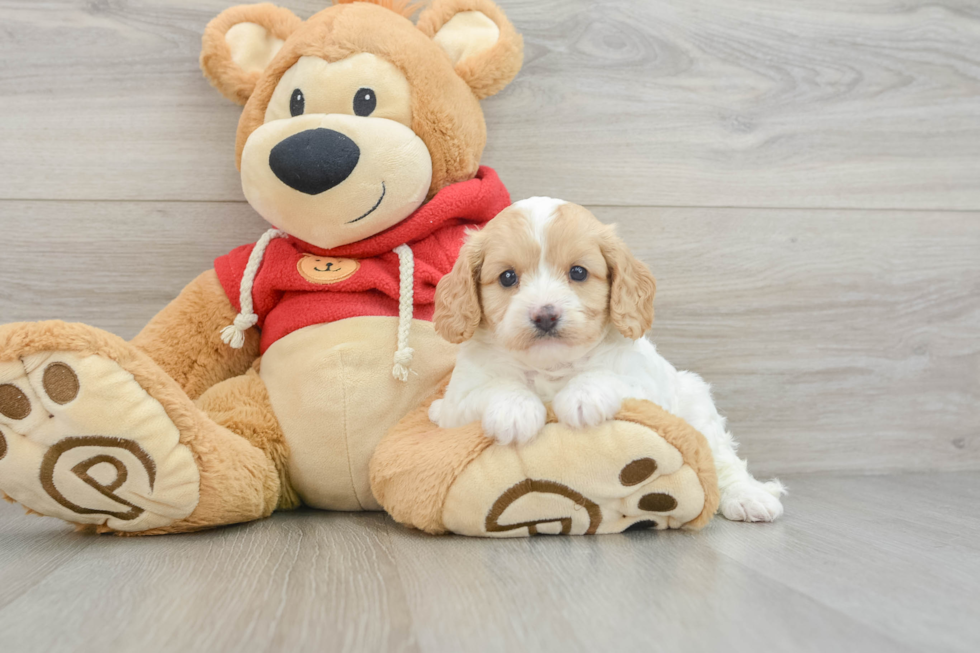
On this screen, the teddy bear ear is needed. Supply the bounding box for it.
[416,0,524,100]
[200,3,303,105]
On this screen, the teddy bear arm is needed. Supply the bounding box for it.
[131,269,260,400]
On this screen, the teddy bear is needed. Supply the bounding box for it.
[0,0,719,537]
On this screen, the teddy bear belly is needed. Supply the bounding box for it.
[259,316,456,511]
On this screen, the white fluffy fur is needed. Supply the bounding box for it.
[431,197,786,522]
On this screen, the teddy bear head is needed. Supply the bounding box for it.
[200,0,523,250]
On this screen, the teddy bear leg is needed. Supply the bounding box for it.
[374,393,721,536]
[131,270,260,400]
[0,321,279,535]
[194,363,300,511]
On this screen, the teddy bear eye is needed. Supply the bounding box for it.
[353,87,377,117]
[499,269,518,288]
[569,266,589,282]
[290,89,305,117]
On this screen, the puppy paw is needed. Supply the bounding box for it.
[720,479,785,522]
[428,399,443,424]
[482,393,546,446]
[553,382,623,429]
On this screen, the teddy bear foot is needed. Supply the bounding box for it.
[373,396,721,537]
[0,326,201,532]
[441,409,716,536]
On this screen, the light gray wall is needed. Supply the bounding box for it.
[1,0,977,475]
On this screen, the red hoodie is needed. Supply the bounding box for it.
[215,166,510,353]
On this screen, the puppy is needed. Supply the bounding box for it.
[429,197,785,522]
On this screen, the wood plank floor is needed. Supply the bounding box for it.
[1,472,978,653]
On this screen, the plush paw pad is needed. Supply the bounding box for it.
[0,352,200,531]
[441,417,710,536]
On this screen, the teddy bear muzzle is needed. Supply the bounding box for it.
[241,112,433,250]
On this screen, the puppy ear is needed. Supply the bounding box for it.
[434,233,485,343]
[200,3,302,105]
[417,0,524,99]
[601,227,657,340]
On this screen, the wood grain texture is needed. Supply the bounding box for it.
[1,472,978,653]
[0,200,269,336]
[0,511,417,653]
[608,205,980,475]
[702,473,980,653]
[1,0,979,208]
[2,200,976,474]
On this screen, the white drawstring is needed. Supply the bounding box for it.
[220,228,288,348]
[391,243,415,382]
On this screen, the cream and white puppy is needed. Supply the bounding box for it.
[429,197,785,522]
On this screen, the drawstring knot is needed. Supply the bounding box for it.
[220,228,288,349]
[220,313,259,349]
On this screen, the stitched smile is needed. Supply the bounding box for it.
[346,182,386,224]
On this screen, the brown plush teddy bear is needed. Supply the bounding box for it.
[0,0,718,537]
[0,0,520,533]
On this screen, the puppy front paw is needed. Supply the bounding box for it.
[553,382,623,429]
[428,399,443,424]
[482,393,547,446]
[720,480,785,522]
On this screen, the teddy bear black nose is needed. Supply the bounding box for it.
[268,128,361,195]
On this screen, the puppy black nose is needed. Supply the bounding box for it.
[531,305,561,333]
[269,128,360,195]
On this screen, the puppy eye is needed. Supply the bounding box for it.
[569,266,589,282]
[290,89,305,117]
[499,269,518,288]
[353,87,377,117]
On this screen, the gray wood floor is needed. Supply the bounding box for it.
[1,1,979,651]
[1,472,978,653]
